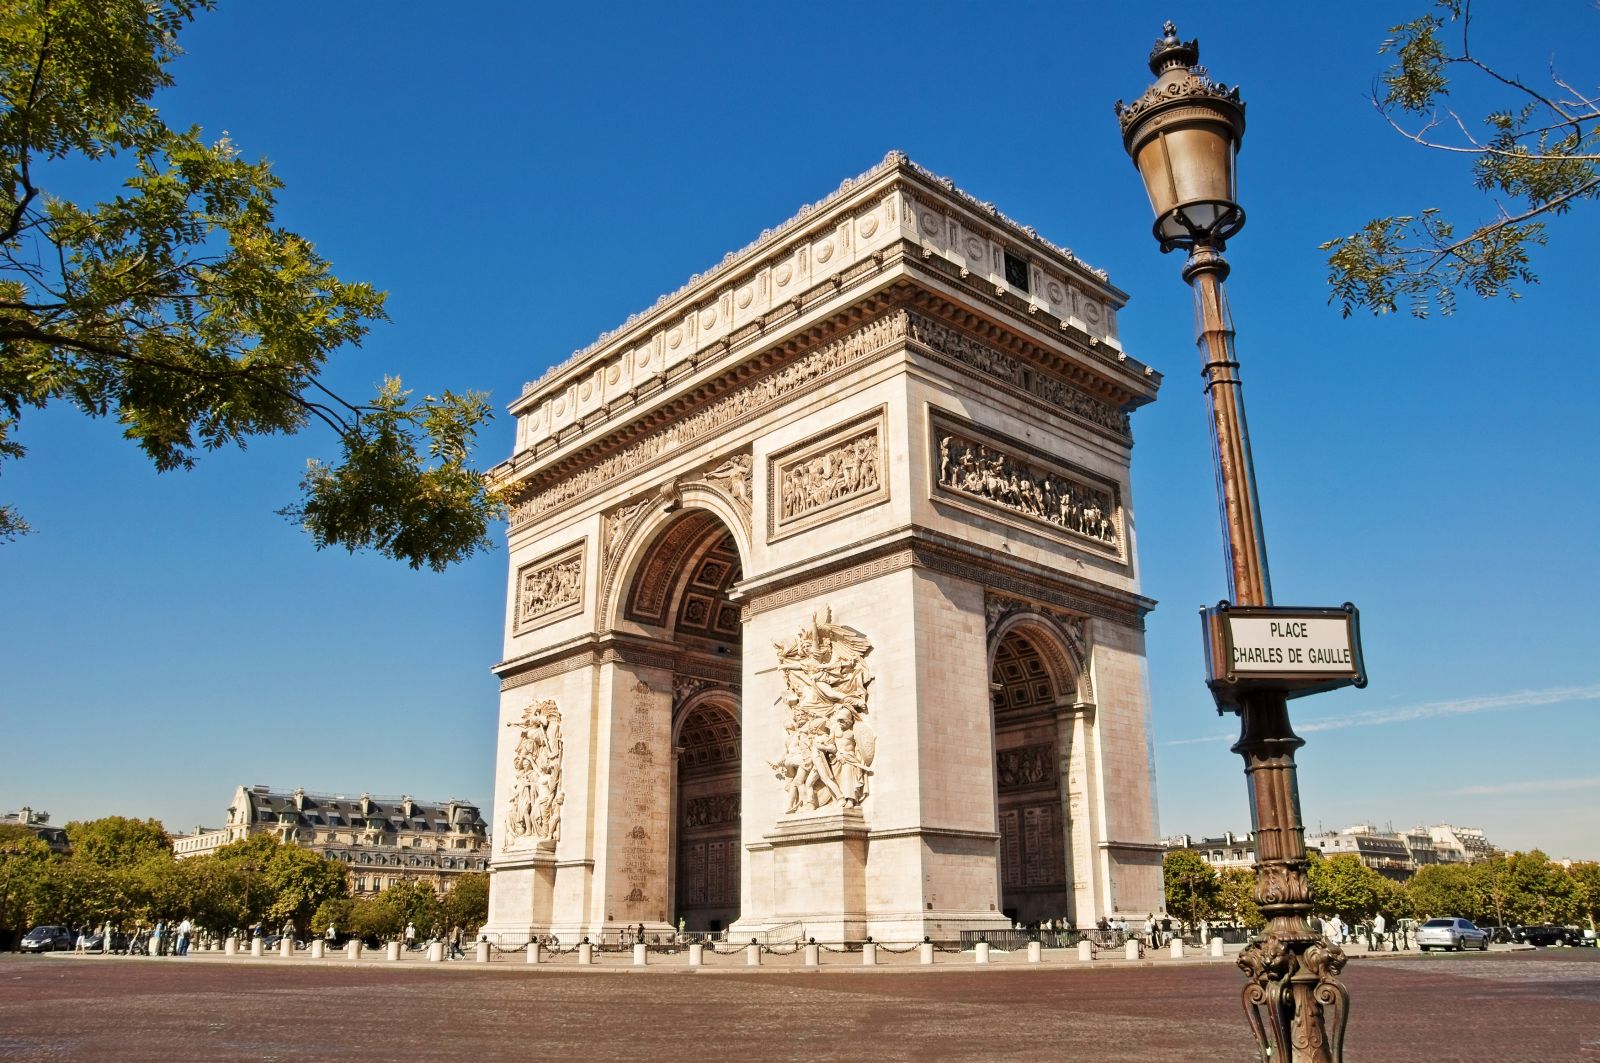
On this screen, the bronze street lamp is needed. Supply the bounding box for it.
[1117,23,1351,1063]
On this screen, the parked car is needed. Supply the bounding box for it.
[1515,924,1573,947]
[19,925,75,953]
[1416,917,1489,951]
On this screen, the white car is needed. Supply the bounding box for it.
[1416,917,1489,951]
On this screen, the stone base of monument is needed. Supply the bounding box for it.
[760,809,868,943]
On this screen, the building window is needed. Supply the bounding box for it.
[1003,251,1030,293]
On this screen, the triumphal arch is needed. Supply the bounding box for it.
[482,153,1164,943]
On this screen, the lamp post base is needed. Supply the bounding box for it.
[1238,934,1349,1063]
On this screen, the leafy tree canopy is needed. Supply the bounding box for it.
[63,815,170,867]
[440,871,488,932]
[1322,0,1598,317]
[1163,850,1221,931]
[1307,853,1399,922]
[0,0,503,566]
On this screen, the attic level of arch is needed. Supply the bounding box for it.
[500,286,1159,528]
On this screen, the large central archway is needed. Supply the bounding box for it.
[621,510,743,933]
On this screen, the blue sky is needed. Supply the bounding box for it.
[3,2,1596,858]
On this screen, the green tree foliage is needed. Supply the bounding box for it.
[0,0,502,565]
[376,877,443,939]
[0,824,53,942]
[1216,866,1264,930]
[1405,861,1482,922]
[1163,850,1220,931]
[63,816,170,867]
[440,871,489,933]
[310,896,352,937]
[259,843,346,935]
[1306,853,1399,921]
[1569,862,1600,929]
[1322,1,1599,317]
[348,893,402,942]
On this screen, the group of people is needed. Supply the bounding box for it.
[75,917,196,956]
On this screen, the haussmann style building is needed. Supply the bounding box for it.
[482,153,1165,943]
[172,785,489,895]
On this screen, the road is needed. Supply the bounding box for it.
[1,948,1595,1061]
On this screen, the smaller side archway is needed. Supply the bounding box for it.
[672,690,741,933]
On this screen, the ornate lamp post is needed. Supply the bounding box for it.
[1116,23,1353,1063]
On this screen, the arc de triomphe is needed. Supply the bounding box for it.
[482,152,1164,943]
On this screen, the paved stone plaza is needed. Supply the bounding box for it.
[3,949,1595,1061]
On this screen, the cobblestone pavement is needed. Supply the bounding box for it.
[1,948,1595,1062]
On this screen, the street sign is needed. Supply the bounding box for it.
[1201,602,1366,709]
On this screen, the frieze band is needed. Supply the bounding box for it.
[510,312,910,527]
[906,312,1130,438]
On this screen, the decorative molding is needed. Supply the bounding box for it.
[932,411,1123,560]
[513,542,586,634]
[907,312,1130,439]
[503,700,564,852]
[509,311,909,528]
[768,607,877,814]
[768,407,889,541]
[742,547,919,618]
[521,152,1110,401]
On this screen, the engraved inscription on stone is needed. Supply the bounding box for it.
[935,421,1119,550]
[514,545,585,631]
[767,607,877,813]
[503,699,564,850]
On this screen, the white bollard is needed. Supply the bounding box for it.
[225,937,238,957]
[803,942,819,966]
[746,942,761,966]
[346,940,362,960]
[1210,936,1225,958]
[1077,940,1093,962]
[1028,941,1042,963]
[1170,938,1184,960]
[919,941,935,965]
[386,941,402,962]
[250,937,264,958]
[310,940,325,960]
[578,941,593,965]
[1124,939,1140,961]
[633,942,648,966]
[427,941,444,963]
[862,942,877,966]
[476,940,490,963]
[280,936,295,959]
[975,942,990,965]
[526,942,542,965]
[689,943,704,967]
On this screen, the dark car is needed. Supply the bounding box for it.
[1515,924,1572,947]
[19,925,74,953]
[1478,925,1514,944]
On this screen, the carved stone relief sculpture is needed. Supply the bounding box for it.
[767,607,877,813]
[936,425,1119,550]
[515,548,585,631]
[698,454,753,525]
[769,410,890,539]
[503,699,564,850]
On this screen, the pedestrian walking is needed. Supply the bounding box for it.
[449,925,463,959]
[405,922,417,949]
[176,917,193,957]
